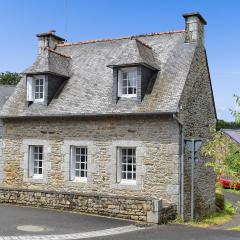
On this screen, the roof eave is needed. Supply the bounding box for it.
[0,111,177,120]
[107,62,159,71]
[22,71,70,78]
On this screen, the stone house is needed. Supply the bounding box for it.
[0,12,216,223]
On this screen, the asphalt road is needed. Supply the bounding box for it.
[0,204,132,236]
[87,224,240,240]
[0,204,240,240]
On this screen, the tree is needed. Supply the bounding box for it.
[202,95,240,183]
[0,71,21,85]
[216,119,240,131]
[230,94,240,124]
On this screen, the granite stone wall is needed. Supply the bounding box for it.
[0,187,168,223]
[179,43,216,220]
[0,116,180,222]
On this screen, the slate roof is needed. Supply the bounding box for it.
[0,85,15,110]
[0,30,197,118]
[24,48,71,77]
[107,39,159,70]
[221,129,240,144]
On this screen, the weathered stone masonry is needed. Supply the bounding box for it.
[179,43,216,220]
[0,188,165,222]
[0,116,179,222]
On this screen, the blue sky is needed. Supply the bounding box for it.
[0,0,239,121]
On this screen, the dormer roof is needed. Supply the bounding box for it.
[107,38,159,70]
[24,47,71,77]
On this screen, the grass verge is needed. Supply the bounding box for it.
[224,188,240,195]
[172,202,235,228]
[228,226,240,231]
[188,201,235,228]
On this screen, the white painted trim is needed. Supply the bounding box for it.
[0,225,142,240]
[32,75,45,103]
[20,139,51,184]
[61,139,98,187]
[109,140,146,190]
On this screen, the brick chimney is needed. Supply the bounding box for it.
[36,30,65,55]
[183,12,207,44]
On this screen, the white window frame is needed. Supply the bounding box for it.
[33,76,45,102]
[70,146,88,182]
[118,147,136,185]
[26,75,45,102]
[29,145,44,179]
[118,67,137,98]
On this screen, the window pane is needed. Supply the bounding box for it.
[122,88,127,94]
[81,148,86,155]
[122,149,127,155]
[122,80,127,87]
[122,72,127,79]
[76,163,80,170]
[127,172,132,179]
[133,173,136,180]
[127,148,133,155]
[127,164,133,171]
[81,155,86,162]
[76,153,80,160]
[75,170,80,177]
[128,78,136,87]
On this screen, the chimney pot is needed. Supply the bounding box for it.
[36,31,65,55]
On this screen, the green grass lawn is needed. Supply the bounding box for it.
[172,184,237,228]
[187,202,235,228]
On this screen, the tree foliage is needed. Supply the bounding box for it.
[230,94,240,124]
[216,119,240,131]
[0,71,21,85]
[202,95,240,183]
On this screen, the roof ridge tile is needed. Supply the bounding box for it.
[47,47,72,58]
[57,29,185,47]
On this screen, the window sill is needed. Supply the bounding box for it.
[34,99,44,103]
[73,177,87,183]
[120,180,137,185]
[32,174,43,179]
[119,95,137,98]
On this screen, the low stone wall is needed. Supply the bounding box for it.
[0,187,173,223]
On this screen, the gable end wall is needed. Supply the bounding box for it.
[179,44,216,220]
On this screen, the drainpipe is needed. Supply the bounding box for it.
[173,114,184,220]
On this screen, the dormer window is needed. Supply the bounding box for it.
[118,67,137,98]
[27,75,45,103]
